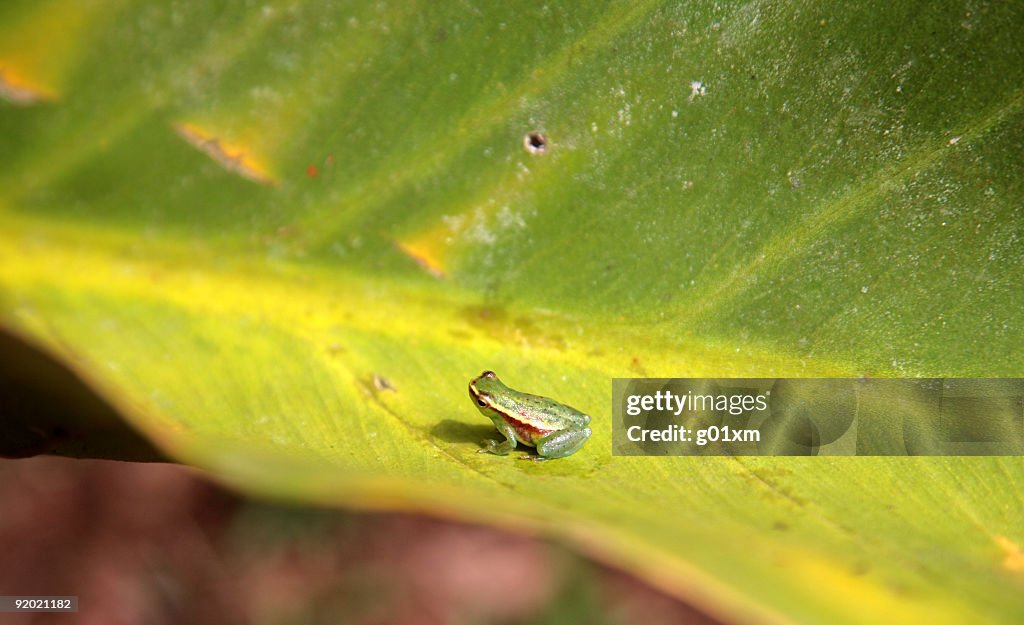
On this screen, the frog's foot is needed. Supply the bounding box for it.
[518,454,547,462]
[477,438,512,456]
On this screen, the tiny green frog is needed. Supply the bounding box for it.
[468,371,592,460]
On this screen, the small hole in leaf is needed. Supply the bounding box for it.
[524,131,548,154]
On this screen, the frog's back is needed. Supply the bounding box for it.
[492,391,591,430]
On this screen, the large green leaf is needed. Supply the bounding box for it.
[2,1,1023,623]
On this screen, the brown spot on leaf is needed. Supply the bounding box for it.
[372,374,395,392]
[523,131,548,154]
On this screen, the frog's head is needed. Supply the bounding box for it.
[468,370,504,416]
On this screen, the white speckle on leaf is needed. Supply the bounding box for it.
[442,214,466,231]
[688,80,706,102]
[497,205,526,229]
[466,208,496,245]
[618,103,632,126]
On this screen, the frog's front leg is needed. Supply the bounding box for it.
[479,420,518,456]
[532,426,592,460]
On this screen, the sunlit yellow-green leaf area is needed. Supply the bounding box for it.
[2,1,1023,623]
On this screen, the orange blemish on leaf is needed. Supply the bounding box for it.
[995,535,1024,572]
[0,1,106,104]
[306,164,319,178]
[173,122,276,186]
[395,237,446,279]
[0,67,56,104]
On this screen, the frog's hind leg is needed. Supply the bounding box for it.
[534,426,592,459]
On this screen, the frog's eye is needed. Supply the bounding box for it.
[477,399,487,407]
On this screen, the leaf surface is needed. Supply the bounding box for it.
[2,1,1023,623]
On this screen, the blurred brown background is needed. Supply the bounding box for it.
[0,457,721,625]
